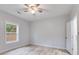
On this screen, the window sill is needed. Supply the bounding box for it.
[5,40,19,44]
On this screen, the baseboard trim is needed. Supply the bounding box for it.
[65,50,72,55]
[31,42,66,50]
[0,44,30,55]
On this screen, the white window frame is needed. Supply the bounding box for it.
[5,22,19,43]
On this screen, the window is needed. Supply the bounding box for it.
[5,23,19,43]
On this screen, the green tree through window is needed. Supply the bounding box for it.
[6,24,16,32]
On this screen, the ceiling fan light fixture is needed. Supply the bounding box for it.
[27,4,39,14]
[17,4,46,15]
[31,10,35,14]
[24,4,40,7]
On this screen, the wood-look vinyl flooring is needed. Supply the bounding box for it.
[2,45,69,55]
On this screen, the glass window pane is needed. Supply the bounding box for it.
[6,24,16,32]
[5,23,17,42]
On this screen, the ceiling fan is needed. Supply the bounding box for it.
[17,4,46,15]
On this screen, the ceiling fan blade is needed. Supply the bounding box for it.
[36,4,40,7]
[38,8,48,13]
[38,10,43,13]
[24,4,29,7]
[22,8,28,10]
[38,8,43,13]
[24,4,40,7]
[22,8,28,12]
[17,11,21,14]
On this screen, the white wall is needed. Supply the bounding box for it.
[30,16,67,49]
[0,11,30,53]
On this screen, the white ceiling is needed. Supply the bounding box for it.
[0,4,73,21]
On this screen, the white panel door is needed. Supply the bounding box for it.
[71,16,77,55]
[66,21,73,54]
